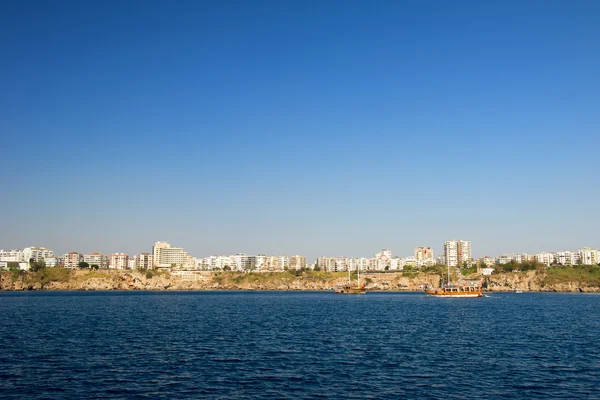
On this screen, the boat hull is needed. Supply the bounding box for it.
[426,292,482,298]
[425,287,483,298]
[335,287,367,294]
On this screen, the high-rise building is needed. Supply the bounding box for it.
[152,241,171,268]
[458,241,472,266]
[444,241,459,267]
[158,247,193,269]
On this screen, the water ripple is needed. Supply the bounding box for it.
[0,291,599,399]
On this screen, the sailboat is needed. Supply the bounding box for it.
[425,264,483,298]
[334,267,367,294]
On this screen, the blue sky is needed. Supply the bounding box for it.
[1,0,599,260]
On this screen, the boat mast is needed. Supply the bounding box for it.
[358,265,360,287]
[447,263,450,287]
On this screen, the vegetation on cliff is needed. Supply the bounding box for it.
[1,264,599,292]
[541,265,600,287]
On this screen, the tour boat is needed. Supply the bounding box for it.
[424,264,483,298]
[335,267,366,294]
[513,287,523,293]
[425,285,483,298]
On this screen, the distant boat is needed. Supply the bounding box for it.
[514,288,523,293]
[335,267,366,295]
[425,285,483,298]
[425,264,483,298]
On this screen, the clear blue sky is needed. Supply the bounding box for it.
[1,0,599,261]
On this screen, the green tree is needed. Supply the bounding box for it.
[91,264,100,270]
[7,262,20,271]
[313,265,321,272]
[78,261,90,269]
[30,260,46,272]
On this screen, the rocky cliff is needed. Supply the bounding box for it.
[1,269,598,292]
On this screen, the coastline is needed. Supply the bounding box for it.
[1,269,599,293]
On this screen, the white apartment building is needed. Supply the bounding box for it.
[23,247,54,263]
[458,241,472,266]
[535,252,555,266]
[266,256,281,271]
[400,256,417,269]
[158,248,192,269]
[152,241,193,269]
[444,241,459,267]
[580,248,599,265]
[152,241,171,268]
[127,259,136,270]
[497,255,514,265]
[44,257,59,267]
[255,255,268,270]
[317,257,335,272]
[84,253,108,269]
[109,253,129,269]
[134,253,153,269]
[481,256,496,266]
[375,249,392,271]
[514,254,532,263]
[289,255,306,270]
[0,249,25,262]
[63,252,83,269]
[414,247,434,266]
[279,256,289,271]
[232,254,251,271]
[556,251,578,266]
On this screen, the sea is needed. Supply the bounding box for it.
[0,291,599,399]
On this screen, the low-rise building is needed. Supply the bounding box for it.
[289,255,306,270]
[535,252,555,267]
[0,249,25,263]
[44,257,59,267]
[109,253,129,269]
[134,253,153,269]
[63,252,83,269]
[84,253,108,269]
[415,247,434,266]
[580,248,599,265]
[23,247,54,263]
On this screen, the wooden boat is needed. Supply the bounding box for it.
[335,267,366,294]
[425,264,483,298]
[425,285,483,298]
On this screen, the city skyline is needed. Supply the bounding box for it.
[2,240,599,269]
[2,1,599,259]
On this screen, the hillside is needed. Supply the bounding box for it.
[1,267,599,292]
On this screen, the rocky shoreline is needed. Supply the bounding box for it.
[1,269,599,293]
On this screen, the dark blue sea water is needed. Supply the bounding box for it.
[1,291,599,399]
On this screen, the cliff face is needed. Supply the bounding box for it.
[484,270,600,292]
[0,270,439,292]
[1,269,598,292]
